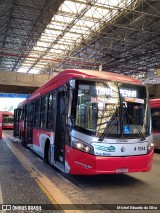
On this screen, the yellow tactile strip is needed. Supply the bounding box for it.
[3,133,82,213]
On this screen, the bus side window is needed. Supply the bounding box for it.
[35,99,40,127]
[40,96,48,129]
[47,92,56,130]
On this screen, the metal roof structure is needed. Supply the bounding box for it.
[0,0,160,84]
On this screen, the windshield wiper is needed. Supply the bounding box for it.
[97,115,112,127]
[98,116,119,141]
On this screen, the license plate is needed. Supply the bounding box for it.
[116,168,128,173]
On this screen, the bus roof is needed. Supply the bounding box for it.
[20,69,144,105]
[150,98,160,108]
[0,111,14,115]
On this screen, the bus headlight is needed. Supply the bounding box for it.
[71,140,94,154]
[147,142,154,153]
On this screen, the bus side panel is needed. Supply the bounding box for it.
[32,128,54,157]
[65,145,154,175]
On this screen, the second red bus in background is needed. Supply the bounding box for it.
[0,111,14,129]
[150,98,160,150]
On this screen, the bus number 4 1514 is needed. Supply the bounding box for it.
[134,146,146,151]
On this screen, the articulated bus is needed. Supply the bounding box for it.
[150,98,160,150]
[0,111,14,129]
[13,69,154,175]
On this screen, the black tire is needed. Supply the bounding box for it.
[47,144,52,165]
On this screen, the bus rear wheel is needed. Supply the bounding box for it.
[47,144,52,165]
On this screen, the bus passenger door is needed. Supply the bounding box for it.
[54,91,66,165]
[24,104,35,147]
[14,108,22,138]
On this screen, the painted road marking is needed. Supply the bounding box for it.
[0,184,3,204]
[3,134,82,213]
[0,184,6,213]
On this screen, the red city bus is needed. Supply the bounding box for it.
[150,98,160,150]
[13,69,154,175]
[0,111,14,129]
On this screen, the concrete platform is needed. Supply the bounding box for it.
[1,130,160,213]
[0,131,102,213]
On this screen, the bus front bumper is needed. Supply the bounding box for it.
[65,146,154,175]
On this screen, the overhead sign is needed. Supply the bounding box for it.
[120,89,137,98]
[0,93,30,98]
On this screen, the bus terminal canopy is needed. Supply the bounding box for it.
[0,0,160,83]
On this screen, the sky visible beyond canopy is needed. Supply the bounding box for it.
[0,98,26,112]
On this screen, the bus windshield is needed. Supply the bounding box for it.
[3,115,14,124]
[74,80,150,138]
